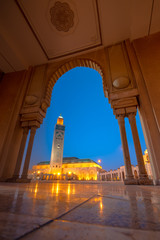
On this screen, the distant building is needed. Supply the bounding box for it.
[29,115,102,180]
[30,157,102,180]
[100,149,152,181]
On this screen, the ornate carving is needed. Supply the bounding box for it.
[41,101,49,112]
[50,1,74,32]
[113,77,130,89]
[111,97,138,109]
[25,95,38,105]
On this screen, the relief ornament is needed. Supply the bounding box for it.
[50,1,74,32]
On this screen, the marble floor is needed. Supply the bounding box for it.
[0,181,160,240]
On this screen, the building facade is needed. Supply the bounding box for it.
[100,150,152,182]
[30,157,102,181]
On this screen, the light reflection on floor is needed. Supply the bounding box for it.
[0,181,160,240]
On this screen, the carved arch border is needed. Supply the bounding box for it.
[41,58,106,112]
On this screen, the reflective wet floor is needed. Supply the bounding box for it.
[0,181,160,239]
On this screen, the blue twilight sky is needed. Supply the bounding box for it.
[29,67,146,171]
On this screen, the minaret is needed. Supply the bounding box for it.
[50,115,65,173]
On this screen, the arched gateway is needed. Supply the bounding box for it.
[1,41,160,185]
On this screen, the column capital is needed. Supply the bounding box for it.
[30,126,38,134]
[126,106,137,116]
[128,112,136,117]
[23,127,29,135]
[21,120,40,129]
[128,112,136,124]
[117,114,125,123]
[114,108,126,119]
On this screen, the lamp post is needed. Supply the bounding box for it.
[98,159,101,164]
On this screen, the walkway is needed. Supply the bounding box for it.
[0,181,160,239]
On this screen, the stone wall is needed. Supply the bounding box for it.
[0,70,30,178]
[127,33,160,183]
[133,32,160,129]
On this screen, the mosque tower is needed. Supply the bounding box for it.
[50,115,65,173]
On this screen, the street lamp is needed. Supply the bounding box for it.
[98,159,101,164]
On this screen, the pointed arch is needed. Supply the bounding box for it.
[41,58,105,112]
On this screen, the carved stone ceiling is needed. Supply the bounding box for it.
[15,0,101,60]
[0,0,160,73]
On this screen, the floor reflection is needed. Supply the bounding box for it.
[0,182,160,240]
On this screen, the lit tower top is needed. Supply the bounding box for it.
[57,114,64,125]
[50,115,65,173]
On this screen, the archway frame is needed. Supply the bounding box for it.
[40,48,109,114]
[41,58,104,111]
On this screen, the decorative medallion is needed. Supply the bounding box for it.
[25,95,38,105]
[50,1,74,32]
[113,77,130,89]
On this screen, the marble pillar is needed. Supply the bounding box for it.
[117,115,137,184]
[8,127,29,181]
[21,126,37,181]
[128,113,152,184]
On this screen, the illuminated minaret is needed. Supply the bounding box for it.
[50,115,65,173]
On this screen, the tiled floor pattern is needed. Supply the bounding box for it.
[0,181,160,239]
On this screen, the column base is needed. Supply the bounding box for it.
[124,179,139,185]
[0,177,7,182]
[6,177,31,183]
[138,178,153,185]
[17,178,31,183]
[153,179,160,185]
[6,177,18,182]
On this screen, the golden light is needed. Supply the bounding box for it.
[57,115,63,125]
[100,200,103,211]
[57,172,60,176]
[34,183,38,195]
[51,184,55,194]
[72,185,75,194]
[37,171,40,174]
[67,184,71,195]
[98,159,101,164]
[68,172,71,175]
[56,184,59,195]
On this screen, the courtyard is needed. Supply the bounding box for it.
[0,181,160,239]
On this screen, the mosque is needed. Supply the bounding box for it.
[30,115,152,182]
[29,115,102,181]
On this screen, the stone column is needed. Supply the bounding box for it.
[21,126,37,181]
[9,127,29,181]
[117,115,136,184]
[128,113,152,184]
